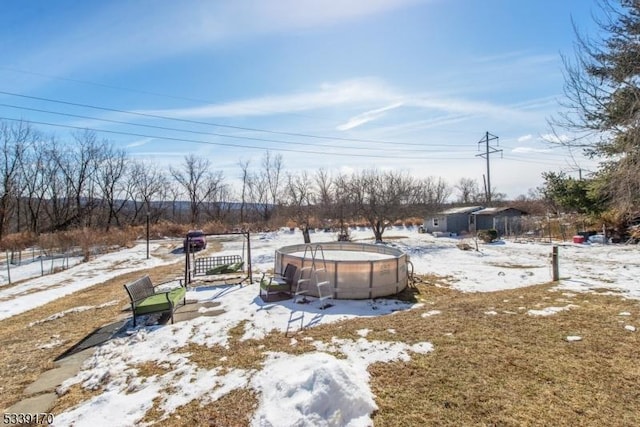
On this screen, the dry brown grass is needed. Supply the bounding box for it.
[0,254,186,412]
[2,253,640,426]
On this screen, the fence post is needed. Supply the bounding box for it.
[552,246,559,281]
[5,250,11,285]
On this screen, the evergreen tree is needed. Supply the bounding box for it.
[554,0,640,212]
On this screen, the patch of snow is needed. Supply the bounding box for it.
[38,337,65,349]
[565,336,582,342]
[624,325,636,332]
[29,301,119,326]
[484,311,498,315]
[251,352,376,427]
[619,312,631,316]
[356,329,370,337]
[527,305,578,317]
[421,310,441,318]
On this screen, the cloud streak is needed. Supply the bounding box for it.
[336,103,404,131]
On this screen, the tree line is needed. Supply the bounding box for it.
[2,120,515,243]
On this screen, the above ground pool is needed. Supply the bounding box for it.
[274,242,409,299]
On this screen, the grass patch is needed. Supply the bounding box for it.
[487,262,544,269]
[3,249,640,425]
[0,242,186,412]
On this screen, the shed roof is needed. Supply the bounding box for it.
[438,206,484,215]
[472,207,527,216]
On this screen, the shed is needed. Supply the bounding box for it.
[471,207,527,235]
[424,206,483,235]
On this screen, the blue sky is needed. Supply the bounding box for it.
[0,0,603,198]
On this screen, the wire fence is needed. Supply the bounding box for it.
[0,245,110,286]
[499,215,589,242]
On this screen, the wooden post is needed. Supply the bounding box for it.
[246,232,252,283]
[5,250,11,285]
[552,246,559,281]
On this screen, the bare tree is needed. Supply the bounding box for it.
[314,168,333,225]
[171,155,225,225]
[414,176,451,215]
[247,151,284,223]
[455,177,482,204]
[203,175,229,222]
[264,151,283,208]
[351,170,416,242]
[52,130,105,228]
[43,138,73,230]
[238,159,251,223]
[129,161,168,224]
[96,145,129,230]
[285,171,314,243]
[19,134,49,233]
[0,121,30,238]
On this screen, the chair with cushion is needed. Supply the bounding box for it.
[259,264,297,302]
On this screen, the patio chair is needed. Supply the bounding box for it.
[259,263,297,302]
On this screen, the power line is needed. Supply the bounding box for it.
[0,90,472,148]
[0,103,477,154]
[0,115,474,161]
[0,66,339,122]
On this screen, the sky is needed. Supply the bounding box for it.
[0,0,606,199]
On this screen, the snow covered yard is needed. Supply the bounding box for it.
[1,228,639,426]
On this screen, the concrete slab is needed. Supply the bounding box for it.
[200,309,225,317]
[54,347,95,368]
[54,319,127,362]
[200,301,222,309]
[3,393,56,420]
[24,363,81,395]
[174,308,224,322]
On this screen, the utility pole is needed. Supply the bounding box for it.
[476,131,502,204]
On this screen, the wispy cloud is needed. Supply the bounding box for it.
[140,77,547,126]
[336,102,403,131]
[140,78,397,118]
[517,134,533,142]
[126,138,154,148]
[511,147,553,154]
[540,133,571,144]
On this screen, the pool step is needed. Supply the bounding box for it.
[294,267,312,303]
[316,280,333,309]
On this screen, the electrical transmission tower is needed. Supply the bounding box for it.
[475,131,502,204]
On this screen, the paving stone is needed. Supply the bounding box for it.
[3,393,56,420]
[54,347,95,368]
[24,363,80,395]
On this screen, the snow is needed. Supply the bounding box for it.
[290,250,392,261]
[0,252,85,287]
[2,227,639,425]
[527,305,578,317]
[0,242,179,321]
[251,352,376,427]
[422,310,441,317]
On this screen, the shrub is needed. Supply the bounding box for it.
[0,232,37,251]
[477,229,498,243]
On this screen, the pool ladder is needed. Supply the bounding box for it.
[295,244,333,309]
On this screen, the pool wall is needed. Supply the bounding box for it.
[274,242,408,299]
